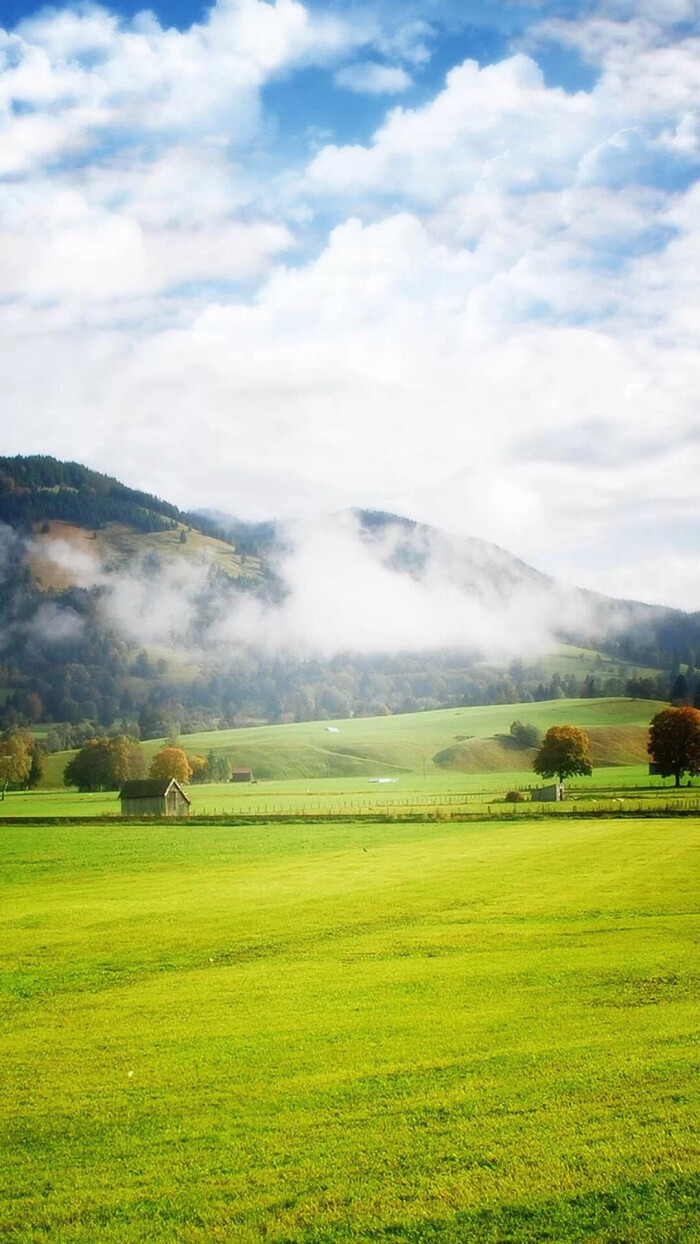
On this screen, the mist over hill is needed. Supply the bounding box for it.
[0,456,697,741]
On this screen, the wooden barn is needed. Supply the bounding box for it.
[231,767,254,783]
[119,778,191,817]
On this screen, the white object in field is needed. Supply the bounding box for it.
[369,777,397,784]
[325,726,340,733]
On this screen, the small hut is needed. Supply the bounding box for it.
[536,783,564,802]
[119,778,191,817]
[231,767,254,783]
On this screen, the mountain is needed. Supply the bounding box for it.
[0,455,227,538]
[0,455,262,586]
[0,456,695,742]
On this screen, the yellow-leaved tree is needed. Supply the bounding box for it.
[0,732,32,795]
[149,746,193,784]
[533,725,593,785]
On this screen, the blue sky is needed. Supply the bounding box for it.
[1,0,699,607]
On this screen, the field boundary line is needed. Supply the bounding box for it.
[1,806,699,826]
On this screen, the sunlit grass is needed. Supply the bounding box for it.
[1,815,698,1242]
[38,697,668,793]
[6,762,697,820]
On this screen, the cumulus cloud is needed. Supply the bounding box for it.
[0,0,347,303]
[3,0,354,170]
[1,0,699,608]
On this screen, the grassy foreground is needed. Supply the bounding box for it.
[1,816,698,1243]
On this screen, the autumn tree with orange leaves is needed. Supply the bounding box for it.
[149,746,193,784]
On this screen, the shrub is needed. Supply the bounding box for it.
[505,789,525,803]
[510,721,541,748]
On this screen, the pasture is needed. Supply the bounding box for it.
[34,696,668,798]
[3,765,700,821]
[9,693,692,821]
[145,697,664,779]
[1,814,698,1242]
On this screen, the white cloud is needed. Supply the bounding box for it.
[37,512,601,660]
[0,202,292,300]
[26,601,85,644]
[575,552,700,613]
[307,53,619,210]
[0,0,345,303]
[335,61,412,94]
[1,1,700,609]
[375,19,435,68]
[210,512,565,658]
[37,537,212,644]
[1,0,359,177]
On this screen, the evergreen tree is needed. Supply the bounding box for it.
[671,673,689,704]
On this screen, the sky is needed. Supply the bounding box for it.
[1,0,699,610]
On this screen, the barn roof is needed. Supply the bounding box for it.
[119,779,191,802]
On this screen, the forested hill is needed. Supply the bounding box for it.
[0,456,233,542]
[0,454,699,742]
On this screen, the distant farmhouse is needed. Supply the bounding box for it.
[119,779,191,817]
[231,767,254,783]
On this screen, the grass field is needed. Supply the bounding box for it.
[38,698,668,793]
[521,645,661,682]
[22,696,682,822]
[4,765,699,821]
[1,815,698,1242]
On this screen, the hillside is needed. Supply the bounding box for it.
[0,455,229,541]
[0,456,261,586]
[41,697,665,788]
[0,454,696,741]
[28,520,258,589]
[161,697,663,777]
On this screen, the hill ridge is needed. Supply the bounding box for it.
[0,455,234,544]
[0,455,692,740]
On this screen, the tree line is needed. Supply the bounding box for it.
[0,617,679,741]
[62,736,234,791]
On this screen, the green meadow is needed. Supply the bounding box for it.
[1,814,698,1242]
[151,697,664,780]
[3,765,699,821]
[35,697,667,798]
[10,696,693,822]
